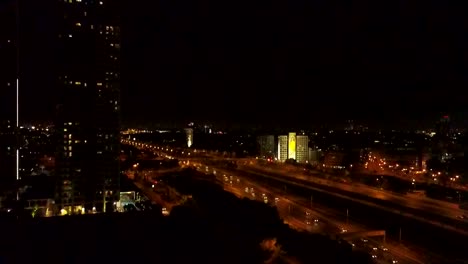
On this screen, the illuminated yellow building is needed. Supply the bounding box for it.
[288,132,296,160]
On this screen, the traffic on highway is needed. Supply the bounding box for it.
[244,163,468,224]
[192,163,420,264]
[123,139,468,263]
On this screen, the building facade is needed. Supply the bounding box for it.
[296,135,309,163]
[257,135,275,158]
[288,132,296,160]
[185,128,193,148]
[277,135,288,162]
[55,0,121,214]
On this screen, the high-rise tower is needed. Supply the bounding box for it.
[257,135,275,158]
[288,132,296,160]
[278,135,288,162]
[55,0,121,214]
[296,135,309,163]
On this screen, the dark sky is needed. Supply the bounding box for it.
[15,0,468,128]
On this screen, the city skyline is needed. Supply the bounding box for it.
[1,1,468,261]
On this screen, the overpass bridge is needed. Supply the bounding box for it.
[122,139,255,162]
[339,230,386,243]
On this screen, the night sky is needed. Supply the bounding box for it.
[13,0,468,128]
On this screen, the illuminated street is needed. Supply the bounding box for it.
[122,138,467,225]
[201,164,423,264]
[124,139,468,263]
[244,163,468,222]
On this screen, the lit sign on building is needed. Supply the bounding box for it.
[288,132,296,160]
[185,128,194,148]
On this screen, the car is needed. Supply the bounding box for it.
[162,207,169,216]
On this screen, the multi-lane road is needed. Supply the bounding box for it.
[195,164,420,264]
[124,139,468,263]
[245,164,467,222]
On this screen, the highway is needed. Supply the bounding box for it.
[198,164,422,264]
[123,139,468,263]
[124,138,468,230]
[211,165,468,262]
[123,139,468,229]
[141,145,467,223]
[244,164,467,222]
[365,152,467,192]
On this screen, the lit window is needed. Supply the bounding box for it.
[99,1,103,5]
[90,25,94,29]
[75,81,81,85]
[97,82,102,86]
[76,22,81,27]
[64,128,67,132]
[68,134,72,139]
[69,152,72,157]
[68,122,72,125]
[69,146,72,151]
[69,34,72,38]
